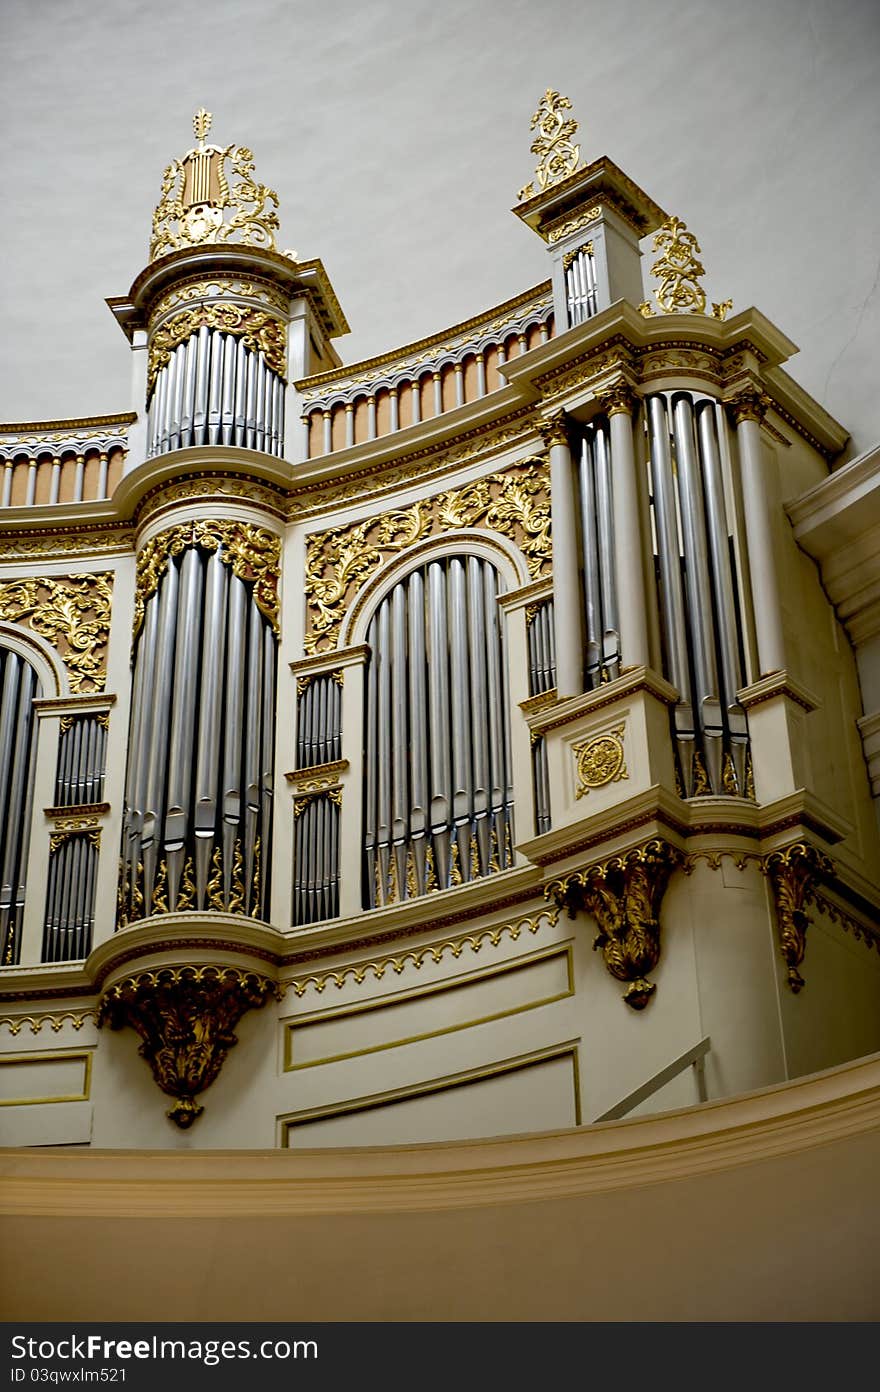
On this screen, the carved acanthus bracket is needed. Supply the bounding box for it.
[98,965,278,1128]
[547,838,683,1008]
[763,842,833,992]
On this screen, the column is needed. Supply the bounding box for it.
[540,408,583,699]
[598,384,650,669]
[729,390,785,675]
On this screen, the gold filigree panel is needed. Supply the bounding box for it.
[303,459,551,654]
[134,519,280,639]
[0,573,113,693]
[147,303,286,396]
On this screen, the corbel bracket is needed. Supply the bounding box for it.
[547,838,683,1008]
[99,964,278,1128]
[763,842,833,992]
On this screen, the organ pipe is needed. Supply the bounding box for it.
[147,329,285,458]
[576,419,619,687]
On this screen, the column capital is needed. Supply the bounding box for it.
[727,387,772,426]
[596,381,638,417]
[538,407,570,449]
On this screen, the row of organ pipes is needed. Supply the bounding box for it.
[577,418,621,687]
[42,834,98,964]
[147,328,285,457]
[54,715,107,807]
[527,598,556,836]
[296,674,342,769]
[121,543,276,921]
[364,556,515,907]
[644,392,749,795]
[0,651,39,966]
[292,794,340,926]
[565,246,599,327]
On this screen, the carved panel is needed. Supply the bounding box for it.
[303,459,551,654]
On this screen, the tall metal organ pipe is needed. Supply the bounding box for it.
[576,418,620,687]
[527,598,556,836]
[147,330,286,457]
[646,391,751,796]
[0,650,40,966]
[120,539,277,923]
[363,554,514,908]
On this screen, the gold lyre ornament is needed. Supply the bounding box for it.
[640,215,732,320]
[150,109,281,261]
[517,89,582,201]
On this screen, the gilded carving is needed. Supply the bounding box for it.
[293,787,342,815]
[98,965,278,1128]
[0,573,113,693]
[150,274,290,323]
[517,89,582,200]
[303,460,551,654]
[547,839,683,1008]
[573,726,628,798]
[49,828,100,853]
[147,303,286,396]
[134,519,280,638]
[284,907,558,999]
[640,216,733,321]
[649,216,708,314]
[538,408,570,449]
[546,207,602,244]
[728,388,771,426]
[150,110,280,262]
[594,383,637,417]
[0,529,133,563]
[764,842,833,992]
[0,1010,98,1036]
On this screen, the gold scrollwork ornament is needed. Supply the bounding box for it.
[517,89,582,200]
[0,573,113,694]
